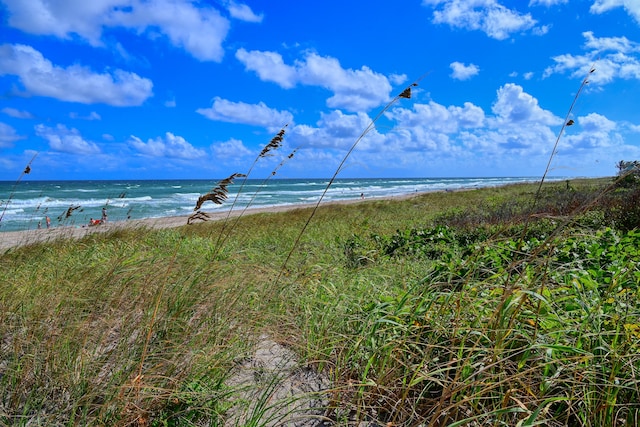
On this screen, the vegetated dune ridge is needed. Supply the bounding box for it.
[7,177,637,427]
[0,192,422,251]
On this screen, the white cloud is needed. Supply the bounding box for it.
[235,49,297,88]
[422,0,539,40]
[590,0,640,24]
[109,0,230,61]
[2,0,115,42]
[529,0,567,5]
[35,124,101,154]
[224,1,263,22]
[583,31,639,53]
[2,107,34,119]
[492,83,560,125]
[531,24,550,36]
[2,0,232,61]
[0,122,24,148]
[211,138,253,159]
[289,110,378,150]
[561,113,622,150]
[69,111,102,120]
[301,53,393,111]
[0,44,153,106]
[544,32,640,84]
[129,132,206,159]
[323,85,559,159]
[579,112,617,133]
[450,61,480,80]
[389,73,409,85]
[265,83,635,177]
[386,101,485,134]
[236,49,393,111]
[196,97,293,129]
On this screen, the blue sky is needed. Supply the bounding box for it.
[1,0,639,180]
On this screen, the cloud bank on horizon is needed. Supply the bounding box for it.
[0,0,639,180]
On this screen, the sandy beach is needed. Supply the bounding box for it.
[0,194,420,252]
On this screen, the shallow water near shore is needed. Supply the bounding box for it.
[0,177,563,233]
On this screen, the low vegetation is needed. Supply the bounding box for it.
[2,177,640,426]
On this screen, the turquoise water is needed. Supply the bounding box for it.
[0,177,554,232]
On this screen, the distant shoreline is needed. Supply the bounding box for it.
[1,177,608,251]
[0,192,422,251]
[1,176,577,234]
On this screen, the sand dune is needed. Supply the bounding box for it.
[0,195,420,251]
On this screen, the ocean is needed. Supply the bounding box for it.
[0,177,557,233]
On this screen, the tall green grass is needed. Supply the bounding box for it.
[2,179,640,426]
[3,68,640,426]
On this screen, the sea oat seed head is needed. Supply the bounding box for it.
[193,173,246,211]
[259,125,288,158]
[399,87,412,99]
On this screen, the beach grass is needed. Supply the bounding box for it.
[2,177,640,426]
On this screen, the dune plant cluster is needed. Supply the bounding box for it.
[332,182,640,426]
[2,72,640,426]
[1,178,639,426]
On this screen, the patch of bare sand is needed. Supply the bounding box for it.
[224,334,330,427]
[223,334,386,426]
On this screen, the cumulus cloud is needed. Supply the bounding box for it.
[590,0,640,24]
[224,1,263,22]
[544,32,640,84]
[2,0,114,42]
[279,82,634,177]
[2,0,233,61]
[69,111,102,120]
[235,49,297,88]
[355,84,558,159]
[492,83,560,125]
[236,49,393,111]
[2,107,34,119]
[35,124,101,154]
[561,113,622,150]
[287,110,387,156]
[422,0,540,40]
[196,97,293,129]
[129,132,206,159]
[579,112,617,133]
[387,101,486,134]
[529,0,567,5]
[450,61,480,80]
[0,44,153,106]
[389,73,409,85]
[583,31,640,53]
[0,122,24,148]
[109,0,230,61]
[211,138,253,159]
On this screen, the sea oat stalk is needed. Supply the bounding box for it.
[275,80,422,285]
[211,126,289,250]
[0,153,38,228]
